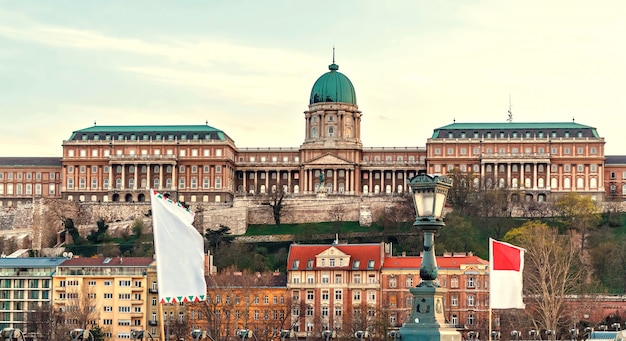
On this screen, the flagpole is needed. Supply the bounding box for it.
[488,307,492,341]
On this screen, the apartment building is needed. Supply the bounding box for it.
[187,271,288,340]
[52,257,153,340]
[0,257,66,337]
[286,242,385,337]
[381,252,489,333]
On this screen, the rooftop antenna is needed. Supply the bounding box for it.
[94,120,97,126]
[572,117,575,122]
[206,120,208,125]
[453,118,456,123]
[507,95,513,122]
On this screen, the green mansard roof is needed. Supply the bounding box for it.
[68,125,229,142]
[432,122,600,138]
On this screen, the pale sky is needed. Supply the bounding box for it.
[2,1,626,157]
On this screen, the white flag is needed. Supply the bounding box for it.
[489,238,525,309]
[151,189,206,303]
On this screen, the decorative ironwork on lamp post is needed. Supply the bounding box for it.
[399,170,460,341]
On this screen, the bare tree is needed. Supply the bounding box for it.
[63,281,100,331]
[504,221,586,334]
[445,169,479,216]
[261,185,287,225]
[27,303,61,340]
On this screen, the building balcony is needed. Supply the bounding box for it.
[480,152,551,162]
[108,154,178,163]
[149,288,158,294]
[148,320,158,326]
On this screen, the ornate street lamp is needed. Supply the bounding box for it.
[388,330,401,341]
[1,328,25,341]
[399,171,460,341]
[70,329,93,341]
[354,331,369,341]
[322,330,335,341]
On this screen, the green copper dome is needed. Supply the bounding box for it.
[309,63,357,105]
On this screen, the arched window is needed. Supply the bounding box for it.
[577,177,584,189]
[115,178,122,189]
[128,178,134,188]
[312,127,318,138]
[551,177,557,189]
[260,185,266,194]
[538,178,544,188]
[385,185,392,194]
[153,178,159,189]
[524,178,531,188]
[363,185,369,194]
[397,185,403,193]
[328,127,334,137]
[374,185,380,194]
[564,177,571,189]
[590,178,597,188]
[512,178,518,188]
[293,185,299,194]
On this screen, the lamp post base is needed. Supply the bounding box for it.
[399,286,461,341]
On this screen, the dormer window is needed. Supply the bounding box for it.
[352,260,360,269]
[306,260,313,269]
[292,260,299,269]
[367,260,375,269]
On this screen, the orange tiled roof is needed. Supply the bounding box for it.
[287,243,383,271]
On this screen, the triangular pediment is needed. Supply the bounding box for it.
[305,153,354,166]
[317,246,348,258]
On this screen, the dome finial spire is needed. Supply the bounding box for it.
[332,45,335,64]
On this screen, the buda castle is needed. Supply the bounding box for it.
[0,60,623,208]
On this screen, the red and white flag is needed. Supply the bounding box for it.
[489,238,525,309]
[151,189,206,303]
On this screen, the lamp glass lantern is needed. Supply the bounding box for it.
[408,171,452,226]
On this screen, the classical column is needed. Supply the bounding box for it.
[133,163,138,190]
[121,165,126,190]
[243,171,247,193]
[546,163,551,190]
[380,171,384,193]
[159,165,163,189]
[585,164,589,191]
[333,169,338,193]
[172,164,177,190]
[108,165,113,190]
[507,162,512,188]
[287,170,292,193]
[265,170,269,193]
[494,162,499,187]
[146,164,151,190]
[519,162,526,188]
[481,163,485,179]
[368,170,373,194]
[533,162,538,190]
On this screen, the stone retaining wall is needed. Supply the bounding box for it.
[0,195,412,251]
